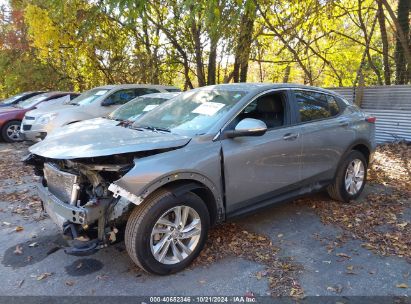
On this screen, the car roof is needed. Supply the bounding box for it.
[20,91,46,95]
[92,84,179,90]
[36,91,77,97]
[139,92,181,99]
[198,83,339,95]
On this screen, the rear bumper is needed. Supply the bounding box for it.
[37,183,106,228]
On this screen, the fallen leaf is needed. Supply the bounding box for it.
[16,279,24,288]
[346,265,354,271]
[396,283,409,289]
[336,253,351,259]
[36,272,53,281]
[14,245,23,255]
[96,274,108,280]
[327,284,343,294]
[65,280,75,286]
[15,226,24,232]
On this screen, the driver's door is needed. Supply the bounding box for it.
[221,90,303,214]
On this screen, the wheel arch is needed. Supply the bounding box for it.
[330,139,372,181]
[346,139,373,164]
[351,143,371,164]
[116,171,225,225]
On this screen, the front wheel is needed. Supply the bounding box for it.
[125,189,210,275]
[327,150,367,203]
[1,120,22,142]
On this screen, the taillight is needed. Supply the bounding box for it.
[366,116,376,123]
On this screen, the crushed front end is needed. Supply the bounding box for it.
[24,154,136,256]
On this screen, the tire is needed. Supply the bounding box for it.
[125,189,210,275]
[327,150,367,203]
[1,120,22,143]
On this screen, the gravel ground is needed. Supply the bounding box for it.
[0,142,410,298]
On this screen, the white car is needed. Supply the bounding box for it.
[46,92,181,139]
[21,84,180,141]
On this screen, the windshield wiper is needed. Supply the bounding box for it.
[133,125,171,133]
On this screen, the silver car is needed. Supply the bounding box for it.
[45,92,181,139]
[21,84,180,141]
[25,83,376,275]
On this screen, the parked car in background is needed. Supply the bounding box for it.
[0,91,46,107]
[0,91,78,142]
[46,92,180,139]
[21,84,180,141]
[36,93,80,109]
[25,83,375,275]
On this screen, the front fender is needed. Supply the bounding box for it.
[110,140,224,220]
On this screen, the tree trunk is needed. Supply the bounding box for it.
[232,3,256,83]
[190,21,206,87]
[377,0,391,85]
[282,65,291,83]
[207,37,218,85]
[393,0,410,84]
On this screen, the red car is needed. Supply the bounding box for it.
[0,91,79,142]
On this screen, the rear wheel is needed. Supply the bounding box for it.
[327,150,367,202]
[125,189,210,275]
[1,120,22,142]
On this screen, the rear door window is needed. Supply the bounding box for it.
[107,89,139,105]
[295,90,340,122]
[134,88,160,96]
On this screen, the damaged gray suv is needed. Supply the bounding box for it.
[25,83,376,275]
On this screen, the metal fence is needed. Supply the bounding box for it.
[327,85,411,144]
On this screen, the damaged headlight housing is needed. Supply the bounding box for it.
[37,113,58,125]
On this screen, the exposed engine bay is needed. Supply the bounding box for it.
[23,152,148,255]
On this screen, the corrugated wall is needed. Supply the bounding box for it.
[327,85,411,144]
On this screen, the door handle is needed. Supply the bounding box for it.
[283,133,299,141]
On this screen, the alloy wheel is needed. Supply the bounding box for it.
[6,124,21,141]
[344,159,365,195]
[150,205,201,265]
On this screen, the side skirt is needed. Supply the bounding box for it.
[225,180,332,220]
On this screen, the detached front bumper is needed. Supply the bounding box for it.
[37,183,106,228]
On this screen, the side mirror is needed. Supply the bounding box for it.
[225,118,267,138]
[101,97,115,106]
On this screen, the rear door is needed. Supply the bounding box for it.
[292,90,354,182]
[221,90,303,214]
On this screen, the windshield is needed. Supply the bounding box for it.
[69,88,109,106]
[132,89,247,136]
[1,94,23,105]
[17,95,49,109]
[108,96,170,121]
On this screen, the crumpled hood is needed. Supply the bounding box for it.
[29,122,191,159]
